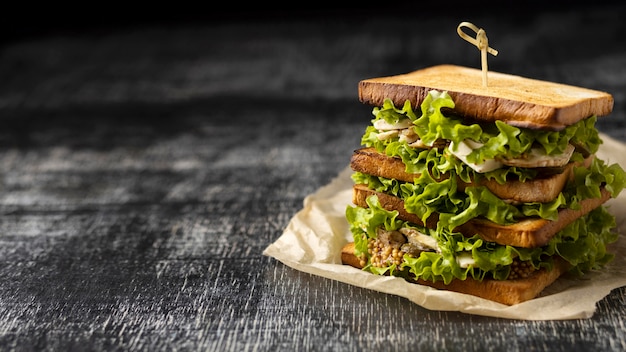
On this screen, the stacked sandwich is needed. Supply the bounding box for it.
[341,65,626,305]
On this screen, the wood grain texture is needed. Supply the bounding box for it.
[0,4,626,352]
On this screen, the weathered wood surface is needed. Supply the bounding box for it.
[1,5,626,351]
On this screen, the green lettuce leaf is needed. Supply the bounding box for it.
[363,92,605,182]
[348,89,624,285]
[353,171,569,230]
[346,195,619,283]
[412,91,482,146]
[372,99,418,125]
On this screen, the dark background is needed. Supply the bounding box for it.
[3,2,621,42]
[1,2,626,351]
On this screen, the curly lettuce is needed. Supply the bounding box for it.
[346,195,618,283]
[355,90,626,231]
[353,152,624,231]
[348,89,624,285]
[362,91,604,183]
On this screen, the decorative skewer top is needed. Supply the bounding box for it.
[457,22,498,87]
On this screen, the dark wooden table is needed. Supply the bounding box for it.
[1,5,626,351]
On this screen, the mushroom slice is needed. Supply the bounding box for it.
[399,227,440,252]
[499,144,575,168]
[373,118,413,130]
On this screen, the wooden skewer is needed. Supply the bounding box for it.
[457,22,498,87]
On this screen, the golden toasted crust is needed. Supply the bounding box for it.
[351,147,425,183]
[351,147,592,204]
[340,242,362,269]
[341,242,570,305]
[358,65,614,130]
[472,170,571,204]
[352,184,611,248]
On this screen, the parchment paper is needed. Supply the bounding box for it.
[263,133,626,320]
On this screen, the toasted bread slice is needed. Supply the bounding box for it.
[341,242,571,305]
[351,147,591,204]
[352,184,611,248]
[358,65,613,130]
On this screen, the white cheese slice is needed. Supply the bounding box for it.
[456,252,475,268]
[448,139,504,173]
[373,118,413,130]
[375,130,398,141]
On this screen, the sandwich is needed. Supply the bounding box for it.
[341,64,626,305]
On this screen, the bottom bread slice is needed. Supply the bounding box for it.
[341,242,570,305]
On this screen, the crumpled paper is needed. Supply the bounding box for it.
[263,133,626,320]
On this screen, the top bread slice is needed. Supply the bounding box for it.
[358,65,614,130]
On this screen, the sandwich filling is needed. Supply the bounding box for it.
[354,91,625,232]
[347,195,616,283]
[347,90,625,283]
